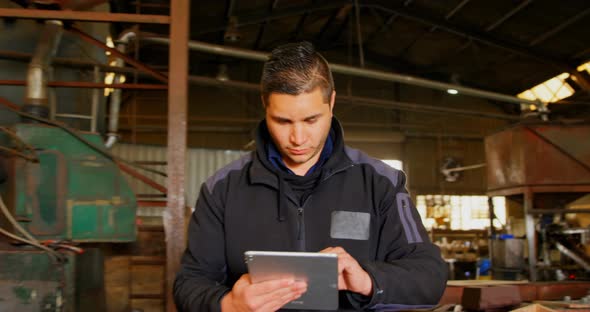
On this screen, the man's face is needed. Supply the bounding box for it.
[265,87,335,175]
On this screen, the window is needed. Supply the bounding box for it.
[416,195,506,230]
[578,61,590,74]
[517,72,574,106]
[518,60,590,110]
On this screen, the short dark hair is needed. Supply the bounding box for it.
[261,41,335,106]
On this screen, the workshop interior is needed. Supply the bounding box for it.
[0,0,590,311]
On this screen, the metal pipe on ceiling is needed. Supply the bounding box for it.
[0,45,539,116]
[0,50,517,120]
[338,95,520,121]
[141,36,542,108]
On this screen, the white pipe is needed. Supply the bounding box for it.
[105,31,136,149]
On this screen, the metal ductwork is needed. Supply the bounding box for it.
[105,30,136,149]
[141,36,545,109]
[24,20,63,118]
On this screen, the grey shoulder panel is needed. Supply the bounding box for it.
[344,146,401,187]
[345,146,423,244]
[205,152,253,193]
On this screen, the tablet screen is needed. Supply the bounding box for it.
[245,251,339,310]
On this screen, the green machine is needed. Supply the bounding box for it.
[0,123,137,311]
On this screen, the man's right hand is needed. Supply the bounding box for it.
[220,274,307,312]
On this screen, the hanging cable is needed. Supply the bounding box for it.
[0,227,63,262]
[1,194,40,244]
[0,194,64,260]
[0,195,64,261]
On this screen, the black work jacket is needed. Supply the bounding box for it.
[174,118,447,311]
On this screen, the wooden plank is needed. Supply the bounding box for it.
[131,265,164,296]
[104,256,131,312]
[130,256,166,266]
[534,300,590,309]
[131,299,164,312]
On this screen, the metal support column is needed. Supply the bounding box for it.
[165,0,190,311]
[524,189,537,281]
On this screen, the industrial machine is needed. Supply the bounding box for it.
[0,122,137,311]
[0,5,143,309]
[485,123,590,281]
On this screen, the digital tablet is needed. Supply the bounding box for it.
[244,251,339,310]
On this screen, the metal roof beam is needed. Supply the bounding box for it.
[315,9,339,42]
[291,0,317,40]
[396,0,470,59]
[529,7,590,46]
[0,7,170,24]
[364,2,590,90]
[364,3,576,71]
[364,12,399,45]
[485,0,533,32]
[445,0,470,20]
[195,0,348,36]
[253,0,280,49]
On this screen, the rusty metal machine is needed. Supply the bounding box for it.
[0,6,137,310]
[485,123,590,281]
[0,122,137,312]
[0,124,136,242]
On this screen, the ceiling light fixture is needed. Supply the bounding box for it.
[224,16,241,43]
[216,64,229,81]
[447,89,459,95]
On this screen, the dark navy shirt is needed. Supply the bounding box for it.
[267,130,334,176]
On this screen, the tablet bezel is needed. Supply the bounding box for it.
[244,250,339,310]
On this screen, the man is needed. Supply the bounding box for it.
[174,42,447,311]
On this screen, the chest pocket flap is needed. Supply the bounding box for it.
[330,211,370,240]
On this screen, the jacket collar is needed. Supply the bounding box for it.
[267,130,334,175]
[249,117,352,188]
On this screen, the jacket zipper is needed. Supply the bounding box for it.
[293,164,353,251]
[296,207,305,251]
[290,164,354,251]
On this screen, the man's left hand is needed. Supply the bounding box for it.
[320,246,373,297]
